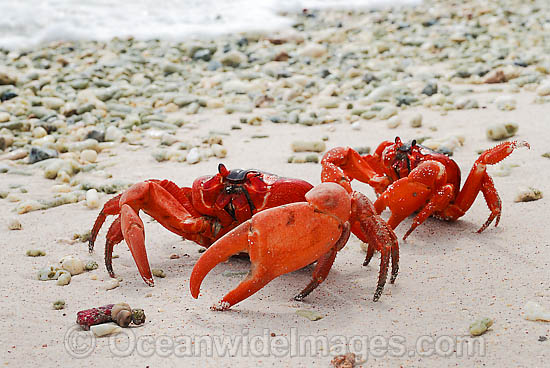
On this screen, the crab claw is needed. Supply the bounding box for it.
[190,183,352,310]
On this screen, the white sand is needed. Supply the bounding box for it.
[1,90,548,367]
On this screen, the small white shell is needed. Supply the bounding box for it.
[524,301,550,321]
[90,323,122,337]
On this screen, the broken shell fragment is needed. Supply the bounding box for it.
[91,323,122,337]
[524,301,550,322]
[515,187,543,202]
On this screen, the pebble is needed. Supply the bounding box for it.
[8,218,22,230]
[80,149,98,163]
[105,279,120,290]
[37,265,61,281]
[407,112,423,127]
[291,140,326,153]
[524,301,550,321]
[495,95,517,111]
[186,147,201,164]
[212,144,227,158]
[152,269,166,278]
[377,106,398,120]
[60,255,85,275]
[28,147,58,164]
[85,260,99,271]
[26,249,45,257]
[104,126,123,142]
[536,82,550,96]
[298,44,327,58]
[386,115,401,129]
[296,309,323,321]
[469,318,493,336]
[53,300,66,310]
[91,323,122,337]
[220,51,246,67]
[486,123,518,140]
[86,189,100,209]
[56,272,72,286]
[0,112,11,123]
[514,187,543,202]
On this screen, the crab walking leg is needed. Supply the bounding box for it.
[115,181,216,285]
[321,147,391,194]
[374,161,448,233]
[441,140,530,226]
[477,173,502,233]
[105,216,124,277]
[191,183,351,310]
[120,204,153,286]
[89,193,122,252]
[294,223,351,301]
[402,185,453,240]
[350,192,399,299]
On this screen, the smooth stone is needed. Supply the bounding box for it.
[486,123,518,140]
[536,82,550,96]
[186,148,200,164]
[298,44,327,58]
[422,82,438,96]
[220,51,246,67]
[85,189,99,209]
[80,149,97,163]
[0,112,10,123]
[495,95,517,111]
[28,147,58,164]
[377,106,398,120]
[105,126,123,142]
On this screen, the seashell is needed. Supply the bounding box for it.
[524,301,550,321]
[90,323,122,337]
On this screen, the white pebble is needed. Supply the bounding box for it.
[408,113,423,128]
[86,189,99,209]
[536,82,550,96]
[298,43,327,58]
[524,301,550,321]
[105,126,123,142]
[514,187,543,202]
[56,272,71,286]
[0,112,10,123]
[7,218,22,230]
[377,106,397,120]
[80,149,97,163]
[186,148,201,164]
[105,279,120,290]
[91,323,122,337]
[495,95,517,111]
[387,115,402,129]
[351,122,361,130]
[212,144,227,158]
[32,127,47,138]
[60,255,85,275]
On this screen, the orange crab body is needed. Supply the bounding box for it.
[321,137,529,240]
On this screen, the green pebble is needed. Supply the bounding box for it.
[542,152,550,159]
[53,300,65,310]
[296,309,323,321]
[469,318,493,336]
[152,269,166,278]
[85,260,98,271]
[26,249,46,257]
[73,231,92,243]
[222,270,249,278]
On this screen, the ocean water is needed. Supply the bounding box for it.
[0,0,420,50]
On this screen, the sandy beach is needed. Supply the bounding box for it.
[1,0,549,366]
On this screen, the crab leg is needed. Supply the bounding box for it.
[294,223,350,301]
[440,140,530,229]
[374,161,449,237]
[98,181,218,285]
[350,192,399,299]
[322,147,391,194]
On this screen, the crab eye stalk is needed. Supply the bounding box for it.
[218,163,230,177]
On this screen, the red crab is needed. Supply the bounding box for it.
[321,137,529,240]
[88,164,313,286]
[91,163,399,303]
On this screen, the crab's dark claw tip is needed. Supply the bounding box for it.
[411,139,417,146]
[88,240,94,253]
[218,163,228,176]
